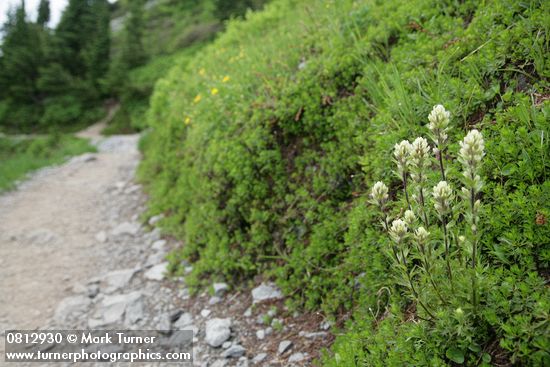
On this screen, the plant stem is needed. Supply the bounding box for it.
[470,187,478,311]
[402,172,411,210]
[401,246,436,320]
[437,143,446,181]
[418,243,447,305]
[418,186,429,226]
[442,215,454,286]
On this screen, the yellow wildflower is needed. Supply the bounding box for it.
[193,94,202,103]
[184,117,191,125]
[211,88,219,96]
[222,76,230,83]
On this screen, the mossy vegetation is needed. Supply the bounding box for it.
[139,0,549,365]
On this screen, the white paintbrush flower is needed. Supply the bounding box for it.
[410,137,431,167]
[459,129,485,167]
[414,226,430,243]
[404,210,416,226]
[370,181,389,206]
[432,181,453,216]
[389,219,408,243]
[394,140,412,174]
[428,105,450,143]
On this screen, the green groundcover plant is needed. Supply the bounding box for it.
[139,0,549,365]
[0,134,95,191]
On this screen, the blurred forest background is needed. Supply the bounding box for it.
[0,0,266,134]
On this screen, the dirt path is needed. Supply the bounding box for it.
[0,123,330,366]
[0,129,140,332]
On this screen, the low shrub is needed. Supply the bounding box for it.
[139,0,549,365]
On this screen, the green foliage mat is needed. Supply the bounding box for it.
[139,0,549,365]
[0,135,96,191]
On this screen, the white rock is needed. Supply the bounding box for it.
[89,291,144,327]
[278,340,293,354]
[102,269,136,293]
[236,356,249,367]
[54,296,91,324]
[252,353,267,363]
[210,360,228,367]
[149,228,161,241]
[288,352,306,363]
[213,282,229,297]
[173,313,193,329]
[145,252,165,268]
[256,329,265,340]
[222,345,246,358]
[95,231,107,243]
[179,288,190,300]
[205,318,232,347]
[251,283,283,303]
[152,239,166,251]
[123,293,146,325]
[144,262,168,281]
[201,309,211,318]
[243,308,252,317]
[124,184,140,195]
[87,283,100,298]
[222,341,232,349]
[111,222,140,236]
[148,214,163,226]
[209,296,221,305]
[157,313,172,331]
[303,331,328,339]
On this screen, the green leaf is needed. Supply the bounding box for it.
[468,344,481,353]
[446,348,465,364]
[482,353,492,363]
[501,163,517,176]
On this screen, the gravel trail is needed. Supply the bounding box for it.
[0,128,331,366]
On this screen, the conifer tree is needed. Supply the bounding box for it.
[83,0,111,97]
[0,1,44,129]
[120,0,147,69]
[37,0,50,27]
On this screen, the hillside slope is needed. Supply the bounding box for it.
[139,0,549,365]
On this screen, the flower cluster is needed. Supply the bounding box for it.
[368,104,487,315]
[370,181,388,207]
[459,129,485,192]
[432,181,453,216]
[389,219,408,244]
[414,226,430,243]
[404,209,416,226]
[394,140,412,176]
[410,137,431,175]
[428,104,450,144]
[459,129,484,166]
